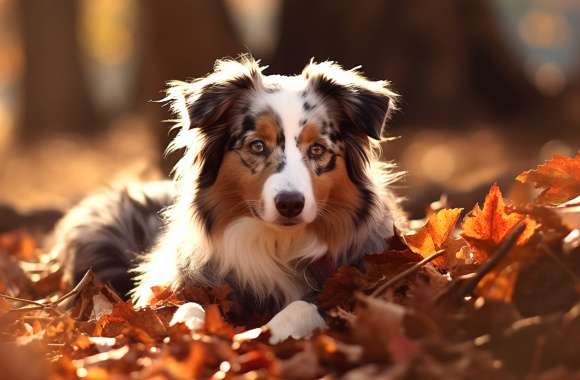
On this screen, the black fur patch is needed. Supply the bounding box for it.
[342,130,377,224]
[276,130,285,151]
[242,115,255,132]
[308,73,391,140]
[194,195,215,233]
[314,153,337,176]
[329,131,341,143]
[197,125,230,189]
[187,73,258,189]
[276,158,286,172]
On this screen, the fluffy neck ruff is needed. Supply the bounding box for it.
[164,139,395,306]
[213,217,328,304]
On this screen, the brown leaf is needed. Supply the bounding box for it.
[318,266,371,311]
[516,152,580,205]
[353,296,406,362]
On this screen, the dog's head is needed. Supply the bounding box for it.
[167,56,397,234]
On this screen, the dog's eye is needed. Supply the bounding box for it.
[309,143,327,158]
[249,140,265,154]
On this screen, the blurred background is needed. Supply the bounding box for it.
[0,0,579,230]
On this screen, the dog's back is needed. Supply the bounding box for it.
[50,181,176,296]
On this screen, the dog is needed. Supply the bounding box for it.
[51,56,405,343]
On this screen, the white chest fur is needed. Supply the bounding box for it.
[214,217,328,304]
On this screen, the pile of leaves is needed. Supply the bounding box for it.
[1,153,579,380]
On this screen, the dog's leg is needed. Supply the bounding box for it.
[169,302,206,330]
[266,301,327,344]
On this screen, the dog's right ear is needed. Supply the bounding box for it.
[165,56,263,132]
[165,56,263,188]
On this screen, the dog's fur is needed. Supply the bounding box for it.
[52,57,404,328]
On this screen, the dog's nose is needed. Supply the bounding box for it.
[275,192,305,218]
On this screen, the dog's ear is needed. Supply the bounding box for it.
[302,61,397,140]
[166,56,263,132]
[165,56,263,188]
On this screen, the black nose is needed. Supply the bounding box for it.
[275,191,305,218]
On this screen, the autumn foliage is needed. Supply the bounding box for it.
[1,153,580,379]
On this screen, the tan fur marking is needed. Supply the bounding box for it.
[296,121,363,253]
[308,157,361,253]
[203,151,278,238]
[299,123,320,146]
[254,114,279,145]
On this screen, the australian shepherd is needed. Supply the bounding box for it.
[51,56,405,342]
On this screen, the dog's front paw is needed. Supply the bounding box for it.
[169,302,206,330]
[266,301,327,344]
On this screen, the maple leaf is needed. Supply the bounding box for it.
[516,152,580,205]
[404,208,464,267]
[461,184,537,263]
[149,285,184,307]
[461,184,538,302]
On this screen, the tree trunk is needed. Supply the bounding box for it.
[271,0,542,127]
[139,0,244,175]
[17,0,97,140]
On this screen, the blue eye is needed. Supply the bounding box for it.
[250,140,265,154]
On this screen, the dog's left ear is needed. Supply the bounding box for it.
[303,61,397,140]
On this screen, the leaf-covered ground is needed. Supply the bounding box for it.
[0,153,579,380]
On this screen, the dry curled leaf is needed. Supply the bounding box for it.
[404,208,464,267]
[3,154,580,380]
[516,152,580,206]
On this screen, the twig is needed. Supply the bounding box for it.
[371,250,445,297]
[554,201,580,208]
[3,270,95,316]
[51,269,95,306]
[0,294,46,307]
[455,222,526,298]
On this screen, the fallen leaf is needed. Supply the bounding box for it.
[516,152,580,206]
[0,230,38,261]
[353,296,406,362]
[404,208,464,267]
[318,266,371,311]
[204,304,236,338]
[461,183,537,262]
[461,184,539,302]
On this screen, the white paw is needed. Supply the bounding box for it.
[266,301,327,345]
[169,302,206,330]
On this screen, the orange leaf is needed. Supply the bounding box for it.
[204,304,236,338]
[516,152,580,205]
[461,184,539,302]
[0,230,38,261]
[405,208,463,255]
[461,184,537,262]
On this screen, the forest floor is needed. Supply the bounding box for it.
[0,126,579,379]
